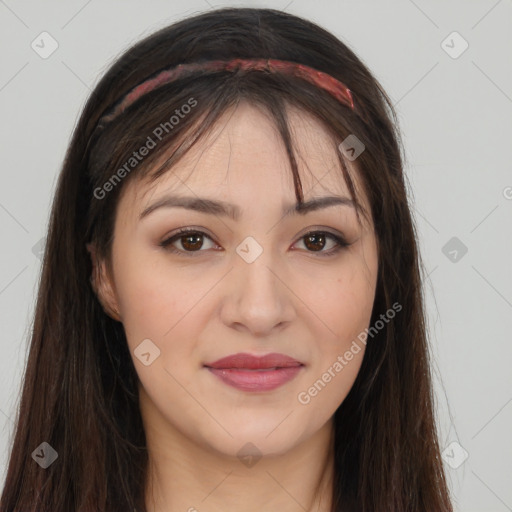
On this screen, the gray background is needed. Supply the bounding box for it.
[0,1,511,510]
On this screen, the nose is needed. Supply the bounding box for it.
[220,243,296,337]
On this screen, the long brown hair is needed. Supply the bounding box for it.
[1,7,452,511]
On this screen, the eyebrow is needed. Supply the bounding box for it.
[139,194,355,221]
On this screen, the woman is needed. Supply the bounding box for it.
[0,7,453,512]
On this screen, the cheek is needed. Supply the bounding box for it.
[307,261,377,346]
[298,253,376,408]
[337,274,375,338]
[117,278,173,340]
[112,253,196,349]
[296,288,371,416]
[313,284,371,379]
[115,268,207,402]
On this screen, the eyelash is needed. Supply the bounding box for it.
[159,227,351,258]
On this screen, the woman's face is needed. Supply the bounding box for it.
[96,101,378,458]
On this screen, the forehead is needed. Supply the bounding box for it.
[122,101,367,217]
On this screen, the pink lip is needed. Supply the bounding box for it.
[204,352,304,392]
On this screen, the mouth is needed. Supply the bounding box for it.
[204,352,304,392]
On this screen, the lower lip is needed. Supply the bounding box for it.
[206,366,303,392]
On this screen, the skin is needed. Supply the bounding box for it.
[90,101,379,512]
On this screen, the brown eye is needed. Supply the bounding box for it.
[160,228,217,255]
[180,232,204,251]
[160,228,349,258]
[303,233,327,252]
[294,231,349,257]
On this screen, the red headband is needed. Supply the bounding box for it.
[99,58,355,124]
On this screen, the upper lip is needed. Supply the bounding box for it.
[204,352,303,370]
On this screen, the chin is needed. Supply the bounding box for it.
[188,397,328,460]
[198,425,302,461]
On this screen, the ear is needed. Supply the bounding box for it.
[86,242,122,322]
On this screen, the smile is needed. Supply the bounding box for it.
[204,352,305,392]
